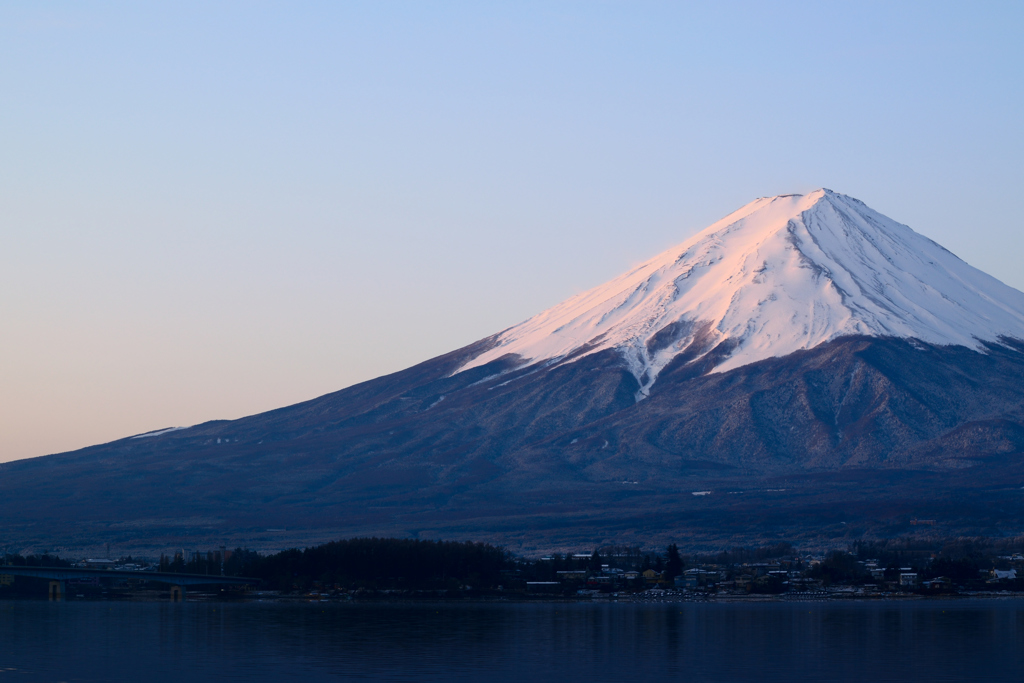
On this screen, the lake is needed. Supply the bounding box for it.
[1,599,1022,682]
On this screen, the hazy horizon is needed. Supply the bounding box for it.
[3,1,1023,462]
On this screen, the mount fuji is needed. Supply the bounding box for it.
[4,190,1024,553]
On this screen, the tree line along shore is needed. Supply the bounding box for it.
[2,536,1023,599]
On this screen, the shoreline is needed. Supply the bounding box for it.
[6,590,1024,605]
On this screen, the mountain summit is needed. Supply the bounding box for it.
[460,190,1024,396]
[4,190,1024,553]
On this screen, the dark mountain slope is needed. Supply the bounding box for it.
[507,337,1024,481]
[2,336,1024,553]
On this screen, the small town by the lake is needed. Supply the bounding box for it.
[3,537,1024,603]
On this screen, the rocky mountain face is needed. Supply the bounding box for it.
[3,191,1024,554]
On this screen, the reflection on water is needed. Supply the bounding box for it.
[0,599,1022,682]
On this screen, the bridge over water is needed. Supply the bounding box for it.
[0,566,258,600]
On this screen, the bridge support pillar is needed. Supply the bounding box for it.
[48,580,65,601]
[170,585,185,601]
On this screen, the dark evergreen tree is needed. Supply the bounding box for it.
[809,551,869,586]
[229,537,513,591]
[665,544,683,579]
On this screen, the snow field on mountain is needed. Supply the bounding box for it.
[458,189,1024,395]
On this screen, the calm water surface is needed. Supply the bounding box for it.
[0,599,1022,682]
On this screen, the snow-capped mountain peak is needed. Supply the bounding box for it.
[458,189,1024,397]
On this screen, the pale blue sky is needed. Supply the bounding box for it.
[2,1,1023,461]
